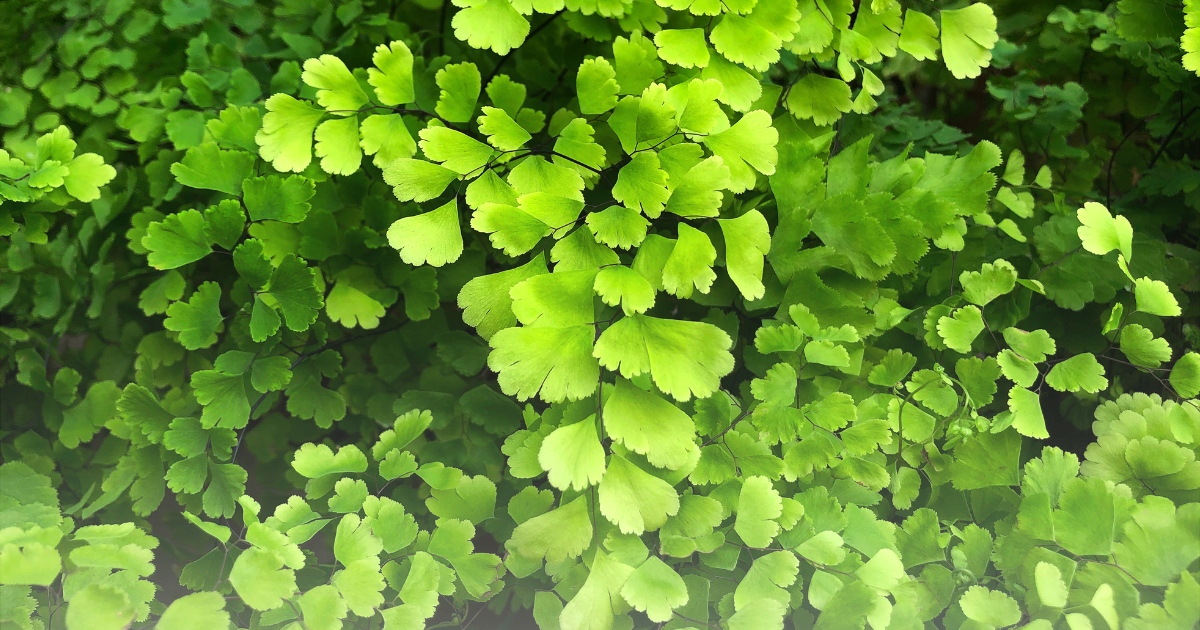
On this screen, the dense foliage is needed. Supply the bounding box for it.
[2,0,1199,628]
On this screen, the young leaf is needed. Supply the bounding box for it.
[387,199,464,267]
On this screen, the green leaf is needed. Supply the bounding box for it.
[734,550,798,610]
[452,0,530,55]
[785,74,852,126]
[1046,353,1108,394]
[204,461,247,518]
[360,114,418,168]
[267,255,323,332]
[303,54,369,113]
[702,110,778,194]
[65,584,134,630]
[612,151,670,218]
[1121,324,1172,368]
[509,496,593,563]
[735,475,783,547]
[488,325,599,402]
[949,429,1022,490]
[620,556,688,622]
[298,584,348,630]
[539,416,606,490]
[256,94,326,173]
[292,443,368,478]
[1034,561,1068,608]
[797,530,847,566]
[1170,352,1200,398]
[940,3,998,79]
[899,9,939,60]
[384,159,458,202]
[662,223,717,298]
[937,305,984,354]
[599,454,679,535]
[478,106,531,150]
[143,209,212,270]
[958,586,1020,627]
[710,14,783,71]
[604,378,697,470]
[654,29,710,68]
[155,592,231,630]
[664,156,730,219]
[243,175,314,223]
[593,266,656,315]
[960,259,1017,306]
[164,282,222,350]
[1076,201,1133,261]
[1134,277,1181,317]
[435,62,481,123]
[720,209,772,300]
[368,41,415,106]
[1050,476,1120,558]
[314,116,363,175]
[203,200,245,251]
[170,142,255,195]
[458,253,548,340]
[1009,387,1048,439]
[594,314,734,402]
[387,199,463,267]
[63,153,116,202]
[1002,327,1056,363]
[0,544,61,585]
[419,126,493,175]
[577,58,619,115]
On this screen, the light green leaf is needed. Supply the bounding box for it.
[478,106,532,150]
[662,223,716,298]
[594,314,734,402]
[303,55,369,113]
[1076,201,1133,261]
[720,209,772,300]
[143,209,212,270]
[1170,352,1200,398]
[958,585,1021,627]
[960,259,1017,306]
[785,74,852,126]
[577,58,620,115]
[1009,387,1047,439]
[654,29,710,68]
[599,454,679,535]
[256,94,325,173]
[368,41,415,106]
[539,416,606,490]
[620,556,688,622]
[735,475,782,547]
[164,282,222,350]
[1046,354,1108,394]
[1134,278,1181,317]
[898,9,939,60]
[937,305,984,354]
[703,110,777,194]
[155,592,231,630]
[612,151,670,218]
[510,496,593,563]
[488,325,599,402]
[940,3,998,79]
[383,159,458,202]
[603,378,696,470]
[436,63,481,123]
[452,0,530,55]
[314,116,362,175]
[1121,324,1172,368]
[388,199,463,267]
